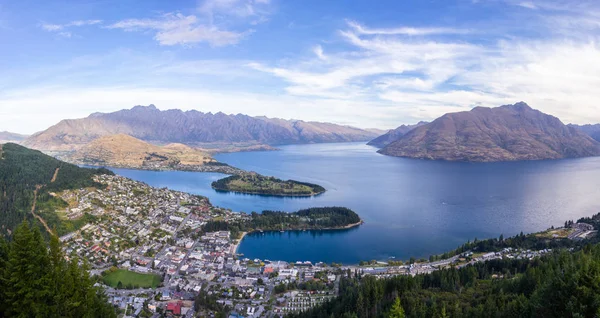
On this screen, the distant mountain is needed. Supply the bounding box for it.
[61,134,216,169]
[23,105,381,151]
[0,131,28,143]
[367,121,428,148]
[570,124,600,142]
[379,102,600,162]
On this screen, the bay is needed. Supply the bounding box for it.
[111,142,600,264]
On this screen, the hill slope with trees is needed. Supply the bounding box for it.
[0,221,116,317]
[0,143,111,236]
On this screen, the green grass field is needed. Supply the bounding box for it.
[101,269,161,289]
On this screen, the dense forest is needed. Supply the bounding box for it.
[0,143,111,236]
[211,173,326,196]
[289,218,600,318]
[0,221,116,317]
[203,207,362,238]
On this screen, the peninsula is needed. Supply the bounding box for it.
[203,207,363,238]
[211,173,325,197]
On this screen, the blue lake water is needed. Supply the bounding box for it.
[111,142,600,264]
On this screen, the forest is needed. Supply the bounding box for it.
[0,221,116,317]
[211,173,326,196]
[202,207,362,238]
[0,143,112,236]
[289,225,600,318]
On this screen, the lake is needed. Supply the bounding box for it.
[111,142,600,264]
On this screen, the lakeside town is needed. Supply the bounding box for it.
[56,174,598,318]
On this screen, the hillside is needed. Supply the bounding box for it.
[0,131,28,143]
[570,123,600,142]
[367,121,427,148]
[0,143,111,236]
[62,134,214,167]
[23,105,381,151]
[379,102,600,162]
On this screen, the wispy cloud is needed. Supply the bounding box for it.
[41,19,102,31]
[106,0,272,46]
[40,19,102,37]
[516,2,537,9]
[199,0,272,19]
[250,10,600,125]
[346,20,470,36]
[107,13,248,47]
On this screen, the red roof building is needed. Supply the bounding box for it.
[166,301,182,316]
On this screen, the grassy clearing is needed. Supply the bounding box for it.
[535,228,572,239]
[102,269,161,289]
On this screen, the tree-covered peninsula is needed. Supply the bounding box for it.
[203,207,362,237]
[211,173,326,197]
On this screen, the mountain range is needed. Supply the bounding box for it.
[0,131,28,143]
[377,102,600,162]
[23,105,383,152]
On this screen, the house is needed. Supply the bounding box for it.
[166,301,182,316]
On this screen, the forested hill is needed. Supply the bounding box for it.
[0,143,112,236]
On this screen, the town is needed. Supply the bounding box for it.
[56,174,597,317]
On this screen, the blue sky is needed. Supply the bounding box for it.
[1,0,599,134]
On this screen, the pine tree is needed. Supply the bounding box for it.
[0,221,117,317]
[388,297,406,318]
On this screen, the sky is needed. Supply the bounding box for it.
[1,0,600,134]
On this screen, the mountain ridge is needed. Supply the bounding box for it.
[378,102,600,162]
[24,105,381,151]
[0,131,28,143]
[570,123,600,142]
[367,121,428,148]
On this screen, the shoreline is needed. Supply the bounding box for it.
[212,188,326,198]
[71,162,245,175]
[233,231,248,255]
[234,220,364,256]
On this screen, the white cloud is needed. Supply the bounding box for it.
[517,2,537,9]
[57,31,72,38]
[41,23,63,31]
[40,19,103,37]
[106,0,273,46]
[107,13,247,47]
[200,0,271,19]
[69,20,102,27]
[347,20,470,36]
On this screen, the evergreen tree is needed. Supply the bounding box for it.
[0,221,116,317]
[388,297,406,318]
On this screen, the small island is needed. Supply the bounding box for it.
[203,207,363,238]
[211,173,326,197]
